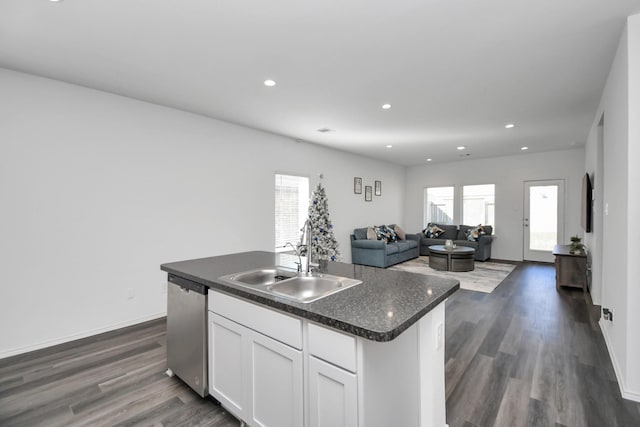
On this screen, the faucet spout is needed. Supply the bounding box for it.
[300,219,318,275]
[281,242,302,272]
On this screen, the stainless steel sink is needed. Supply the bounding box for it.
[224,268,297,286]
[268,274,362,303]
[218,267,362,303]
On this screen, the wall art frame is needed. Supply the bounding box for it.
[354,177,362,194]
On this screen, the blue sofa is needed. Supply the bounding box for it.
[350,225,419,268]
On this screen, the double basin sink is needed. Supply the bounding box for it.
[218,267,362,303]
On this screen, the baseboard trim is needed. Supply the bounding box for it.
[599,319,640,402]
[0,312,166,360]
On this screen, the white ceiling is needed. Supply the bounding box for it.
[2,0,639,166]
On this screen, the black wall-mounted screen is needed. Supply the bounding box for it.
[581,173,593,233]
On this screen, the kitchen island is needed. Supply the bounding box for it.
[161,251,459,427]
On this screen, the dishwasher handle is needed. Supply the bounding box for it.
[168,274,207,295]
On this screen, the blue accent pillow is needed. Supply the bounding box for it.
[465,224,486,241]
[423,224,445,238]
[374,225,397,243]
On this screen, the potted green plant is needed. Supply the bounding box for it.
[569,235,584,254]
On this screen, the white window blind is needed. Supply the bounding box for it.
[424,186,454,226]
[275,174,309,251]
[462,184,495,227]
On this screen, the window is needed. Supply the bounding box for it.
[424,186,454,226]
[462,184,495,227]
[423,184,496,229]
[275,174,309,251]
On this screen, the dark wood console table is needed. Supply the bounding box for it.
[552,244,587,291]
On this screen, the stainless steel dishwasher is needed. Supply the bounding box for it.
[166,273,208,397]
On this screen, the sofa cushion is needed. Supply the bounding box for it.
[353,227,369,240]
[434,223,458,240]
[396,240,418,252]
[385,242,400,255]
[392,224,406,240]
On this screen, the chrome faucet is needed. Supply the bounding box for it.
[300,219,318,275]
[281,242,303,272]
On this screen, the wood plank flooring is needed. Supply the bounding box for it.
[1,262,639,426]
[445,262,640,427]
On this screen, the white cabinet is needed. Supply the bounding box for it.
[208,289,447,427]
[208,291,303,427]
[250,331,303,427]
[308,355,357,427]
[209,313,248,421]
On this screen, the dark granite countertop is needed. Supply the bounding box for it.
[161,251,459,342]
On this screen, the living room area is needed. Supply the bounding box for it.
[2,1,640,426]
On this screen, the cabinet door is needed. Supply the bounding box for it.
[309,356,358,427]
[249,331,303,427]
[208,313,248,421]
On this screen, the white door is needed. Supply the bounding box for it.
[308,356,358,427]
[523,180,565,262]
[208,313,249,421]
[250,331,303,427]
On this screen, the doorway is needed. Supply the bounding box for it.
[523,180,565,262]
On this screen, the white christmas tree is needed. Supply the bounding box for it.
[302,183,341,262]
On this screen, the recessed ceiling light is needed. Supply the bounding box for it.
[426,158,433,162]
[505,123,515,129]
[386,145,393,148]
[382,104,392,110]
[264,79,276,87]
[457,146,466,150]
[521,146,529,150]
[49,0,63,2]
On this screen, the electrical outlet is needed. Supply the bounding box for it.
[126,287,135,300]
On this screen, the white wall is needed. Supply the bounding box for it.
[403,149,585,261]
[0,68,406,358]
[626,12,640,399]
[584,13,640,402]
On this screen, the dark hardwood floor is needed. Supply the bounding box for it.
[445,262,640,427]
[1,263,639,426]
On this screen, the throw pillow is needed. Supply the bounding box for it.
[374,225,397,243]
[366,226,377,240]
[383,225,398,242]
[423,224,445,238]
[465,224,486,241]
[393,224,406,240]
